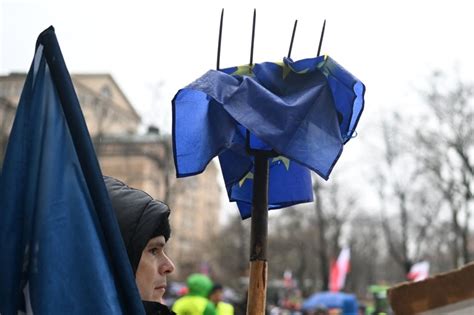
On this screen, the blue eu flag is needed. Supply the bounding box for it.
[172,55,365,218]
[0,27,144,314]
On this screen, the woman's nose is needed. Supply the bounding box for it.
[159,253,175,275]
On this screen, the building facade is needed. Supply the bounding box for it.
[0,72,221,278]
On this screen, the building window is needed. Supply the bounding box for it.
[101,85,112,99]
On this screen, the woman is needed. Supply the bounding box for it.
[105,176,175,315]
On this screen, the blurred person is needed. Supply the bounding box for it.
[172,273,217,315]
[105,176,175,315]
[233,289,248,315]
[314,304,329,315]
[208,284,234,315]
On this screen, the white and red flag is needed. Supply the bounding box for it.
[329,247,351,292]
[407,261,430,282]
[283,270,295,288]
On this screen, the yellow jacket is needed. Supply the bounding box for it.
[216,302,234,315]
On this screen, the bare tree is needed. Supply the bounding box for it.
[414,71,474,267]
[206,214,250,290]
[374,113,442,276]
[267,206,318,295]
[345,212,384,296]
[312,175,355,291]
[206,173,356,296]
[313,181,330,290]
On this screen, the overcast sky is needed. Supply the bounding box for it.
[2,0,473,129]
[2,0,473,218]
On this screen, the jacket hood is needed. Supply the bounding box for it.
[104,176,171,274]
[186,274,213,297]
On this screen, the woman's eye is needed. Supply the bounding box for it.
[150,248,159,256]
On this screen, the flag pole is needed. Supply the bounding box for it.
[246,8,270,315]
[247,151,269,315]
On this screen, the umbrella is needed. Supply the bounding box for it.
[172,10,365,315]
[301,291,359,314]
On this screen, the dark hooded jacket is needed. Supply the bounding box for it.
[104,176,174,315]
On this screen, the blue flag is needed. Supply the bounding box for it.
[172,55,364,218]
[0,27,144,314]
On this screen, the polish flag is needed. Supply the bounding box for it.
[407,261,430,282]
[329,247,350,292]
[283,270,294,288]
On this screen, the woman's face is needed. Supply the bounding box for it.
[135,236,175,303]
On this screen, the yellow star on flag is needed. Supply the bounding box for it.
[282,65,291,79]
[274,62,291,79]
[239,171,254,187]
[272,156,290,170]
[231,65,253,76]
